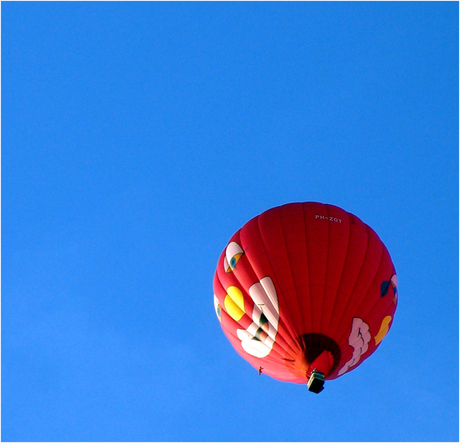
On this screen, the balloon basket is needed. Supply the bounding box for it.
[307,370,325,394]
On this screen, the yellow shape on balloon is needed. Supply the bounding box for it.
[374,315,392,345]
[224,286,245,321]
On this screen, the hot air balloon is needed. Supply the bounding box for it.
[213,202,398,393]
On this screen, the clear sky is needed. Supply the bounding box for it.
[2,2,458,442]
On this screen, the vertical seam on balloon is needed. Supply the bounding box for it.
[302,202,314,342]
[219,308,298,364]
[247,215,300,356]
[215,259,299,362]
[227,229,300,359]
[278,205,307,339]
[216,231,248,303]
[325,210,352,339]
[255,212,300,352]
[318,204,331,334]
[330,220,371,340]
[214,232,255,336]
[331,247,388,379]
[337,248,394,349]
[365,310,394,349]
[363,268,397,328]
[335,237,385,348]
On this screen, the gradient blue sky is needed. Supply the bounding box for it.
[2,2,458,442]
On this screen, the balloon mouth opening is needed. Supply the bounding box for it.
[285,333,342,380]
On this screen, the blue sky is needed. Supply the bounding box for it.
[2,2,458,442]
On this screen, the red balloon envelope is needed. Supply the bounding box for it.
[213,202,398,393]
